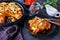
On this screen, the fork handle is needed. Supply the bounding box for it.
[51,21,60,26]
[50,18,60,22]
[45,18,60,26]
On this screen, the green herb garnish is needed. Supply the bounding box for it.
[42,22,45,26]
[43,0,58,8]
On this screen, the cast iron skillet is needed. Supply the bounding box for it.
[24,14,56,36]
[0,0,27,27]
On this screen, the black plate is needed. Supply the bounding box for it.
[24,14,56,36]
[0,1,27,27]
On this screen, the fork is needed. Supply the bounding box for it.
[45,18,60,26]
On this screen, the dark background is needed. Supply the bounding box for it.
[20,0,60,40]
[16,0,60,40]
[1,0,60,40]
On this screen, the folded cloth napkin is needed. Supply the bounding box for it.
[0,25,23,40]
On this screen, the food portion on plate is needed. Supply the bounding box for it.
[28,16,51,35]
[0,2,23,24]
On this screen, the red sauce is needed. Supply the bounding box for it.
[25,0,36,5]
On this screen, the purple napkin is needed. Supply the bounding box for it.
[0,25,23,40]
